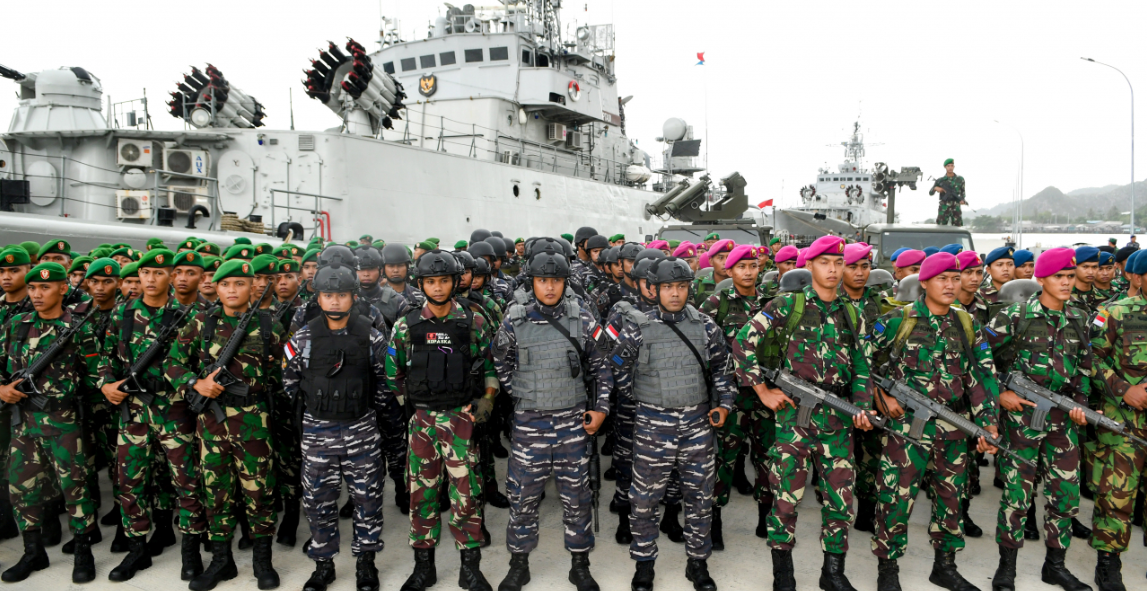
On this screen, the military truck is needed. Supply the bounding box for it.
[861,223,976,270]
[648,171,773,245]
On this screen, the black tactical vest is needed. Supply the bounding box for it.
[300,314,374,420]
[405,308,477,411]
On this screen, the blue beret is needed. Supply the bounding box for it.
[1128,250,1147,275]
[890,247,910,262]
[985,246,1015,265]
[939,243,964,255]
[1074,246,1099,265]
[922,247,940,257]
[1012,249,1034,267]
[1098,251,1114,266]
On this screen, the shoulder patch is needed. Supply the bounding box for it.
[874,322,885,334]
[1093,312,1107,328]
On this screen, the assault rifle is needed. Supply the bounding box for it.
[762,367,887,430]
[1001,372,1147,448]
[116,304,192,422]
[187,284,273,421]
[874,374,1036,468]
[584,406,601,533]
[931,177,961,203]
[1,308,95,422]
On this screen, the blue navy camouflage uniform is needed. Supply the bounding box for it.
[358,283,414,486]
[493,300,610,554]
[608,304,736,561]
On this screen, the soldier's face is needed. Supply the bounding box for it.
[621,259,635,277]
[87,276,118,306]
[729,260,760,291]
[945,164,955,174]
[173,266,203,296]
[844,261,871,291]
[1097,265,1115,285]
[302,262,318,280]
[113,255,133,267]
[420,275,457,305]
[68,270,85,287]
[1037,270,1075,303]
[276,273,300,300]
[216,277,253,312]
[710,253,729,277]
[252,275,273,299]
[657,281,690,312]
[988,260,1014,284]
[589,248,604,264]
[471,274,487,290]
[0,265,29,293]
[922,272,960,307]
[808,255,843,291]
[458,269,473,290]
[639,279,657,301]
[776,260,796,278]
[121,277,141,299]
[199,272,216,296]
[685,257,699,272]
[27,281,67,313]
[40,253,69,266]
[357,268,381,288]
[318,291,354,313]
[515,243,526,256]
[771,243,782,254]
[533,277,565,306]
[959,267,984,295]
[1015,262,1034,280]
[1075,261,1098,286]
[384,264,408,284]
[895,265,921,281]
[138,267,171,298]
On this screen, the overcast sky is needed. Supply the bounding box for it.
[4,0,1145,222]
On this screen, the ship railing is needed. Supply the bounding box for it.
[269,189,343,241]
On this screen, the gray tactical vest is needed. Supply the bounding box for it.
[632,305,710,408]
[370,286,405,325]
[508,301,587,411]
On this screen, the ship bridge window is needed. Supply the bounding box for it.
[490,46,509,61]
[465,49,484,63]
[536,53,550,67]
[420,55,436,68]
[522,49,533,66]
[401,57,416,71]
[440,51,457,66]
[382,61,395,74]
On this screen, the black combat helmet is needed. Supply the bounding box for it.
[574,226,598,247]
[484,236,508,259]
[527,251,570,278]
[501,237,515,254]
[648,257,695,284]
[779,268,812,293]
[452,250,477,270]
[600,245,621,265]
[356,247,383,270]
[473,257,492,277]
[381,243,412,266]
[999,278,1040,303]
[470,229,492,245]
[526,237,563,259]
[630,248,666,280]
[318,245,358,269]
[554,237,575,260]
[468,241,496,261]
[490,230,504,238]
[586,235,609,252]
[761,270,778,285]
[414,250,461,279]
[313,261,359,293]
[618,242,644,261]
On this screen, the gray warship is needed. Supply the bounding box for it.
[0,1,739,250]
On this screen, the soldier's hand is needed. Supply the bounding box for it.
[934,186,945,193]
[584,410,606,434]
[853,410,876,431]
[102,379,128,405]
[709,407,729,428]
[0,379,26,404]
[1123,384,1147,410]
[977,425,1000,455]
[999,390,1036,413]
[195,368,226,399]
[1068,407,1089,426]
[875,387,904,419]
[756,385,794,412]
[471,396,495,424]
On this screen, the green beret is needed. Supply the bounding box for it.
[109,247,136,260]
[668,240,680,248]
[769,237,781,245]
[90,248,112,259]
[97,243,112,250]
[943,158,954,167]
[560,233,574,242]
[25,262,67,284]
[223,244,255,261]
[253,243,274,256]
[213,259,254,282]
[69,251,81,259]
[427,237,440,245]
[360,234,373,241]
[416,241,436,251]
[608,234,624,242]
[272,245,297,259]
[454,240,469,250]
[146,238,166,251]
[301,249,320,264]
[176,239,200,251]
[120,262,140,279]
[515,237,524,244]
[194,242,221,256]
[277,259,300,274]
[138,248,176,269]
[175,250,204,268]
[705,233,720,241]
[111,243,131,250]
[19,241,40,258]
[0,247,31,267]
[68,256,94,275]
[40,239,72,258]
[85,258,121,279]
[251,254,279,275]
[202,256,223,272]
[371,240,386,249]
[233,237,252,245]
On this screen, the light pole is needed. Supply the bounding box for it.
[995,120,1024,248]
[1082,57,1135,238]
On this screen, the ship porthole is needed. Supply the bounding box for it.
[513,184,520,197]
[535,188,541,200]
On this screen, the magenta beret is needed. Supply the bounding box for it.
[955,250,982,271]
[919,252,962,282]
[1033,247,1077,278]
[708,239,735,257]
[698,251,711,269]
[672,242,697,258]
[774,245,798,264]
[805,236,846,261]
[724,245,758,270]
[894,249,926,268]
[843,243,873,265]
[756,245,769,257]
[795,248,807,268]
[647,240,669,251]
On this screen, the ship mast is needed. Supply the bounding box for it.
[841,121,865,165]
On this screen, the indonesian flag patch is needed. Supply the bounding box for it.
[605,324,620,340]
[1093,311,1108,328]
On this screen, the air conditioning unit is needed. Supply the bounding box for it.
[117,139,160,168]
[163,185,211,214]
[498,151,521,165]
[115,190,152,219]
[163,148,210,177]
[565,131,584,150]
[546,122,567,143]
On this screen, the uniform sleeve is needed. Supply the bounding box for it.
[1073,318,1094,405]
[166,311,205,398]
[1092,307,1131,398]
[368,327,391,406]
[866,310,902,387]
[0,322,9,381]
[385,319,408,400]
[732,297,786,387]
[492,319,517,397]
[848,311,873,408]
[581,311,610,415]
[985,305,1015,360]
[96,305,125,388]
[608,318,642,396]
[697,292,721,317]
[77,322,102,391]
[470,313,498,392]
[967,324,1000,429]
[282,330,305,399]
[703,316,736,410]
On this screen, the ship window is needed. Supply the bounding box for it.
[400,57,417,71]
[420,55,436,68]
[522,49,533,65]
[382,61,395,74]
[548,92,566,105]
[490,46,509,61]
[536,53,550,67]
[465,49,484,63]
[440,51,457,66]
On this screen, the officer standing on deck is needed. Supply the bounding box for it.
[283,261,388,591]
[493,247,608,591]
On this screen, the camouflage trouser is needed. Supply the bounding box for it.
[1089,432,1147,553]
[377,397,409,488]
[936,201,963,226]
[9,420,96,534]
[302,445,384,560]
[855,428,883,503]
[767,410,854,553]
[505,408,593,554]
[715,388,775,506]
[407,408,483,550]
[118,401,207,536]
[996,412,1079,549]
[611,389,683,508]
[475,420,498,494]
[88,403,120,502]
[871,432,969,560]
[197,405,276,542]
[271,405,301,503]
[630,403,715,561]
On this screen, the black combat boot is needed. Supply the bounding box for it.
[604,465,617,481]
[1,530,49,582]
[188,540,238,591]
[181,532,204,580]
[491,437,509,458]
[276,498,300,547]
[480,521,493,548]
[485,485,510,509]
[659,503,685,543]
[108,536,152,581]
[616,506,634,544]
[819,552,857,591]
[236,509,253,550]
[1024,504,1040,541]
[877,557,901,591]
[100,504,121,527]
[147,508,176,556]
[1093,551,1124,591]
[305,559,336,591]
[498,552,530,591]
[710,506,725,552]
[0,498,19,540]
[733,451,753,496]
[1041,547,1090,591]
[72,532,97,583]
[928,549,979,591]
[991,546,1017,591]
[1071,517,1092,540]
[340,497,355,519]
[63,526,102,553]
[400,548,437,591]
[252,536,280,589]
[459,547,493,591]
[854,498,876,533]
[42,506,62,547]
[110,521,131,552]
[438,484,451,513]
[756,501,771,539]
[961,499,982,538]
[569,552,599,591]
[394,478,410,515]
[631,560,655,591]
[356,551,379,591]
[771,549,796,591]
[685,558,717,591]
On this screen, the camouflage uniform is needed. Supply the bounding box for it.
[290,296,389,337]
[589,278,624,321]
[386,301,496,550]
[283,316,388,560]
[1071,285,1106,317]
[360,283,412,327]
[96,298,207,537]
[867,300,1000,559]
[167,306,286,542]
[570,259,597,295]
[733,285,872,554]
[954,290,993,493]
[0,308,99,535]
[493,300,609,554]
[843,286,888,505]
[986,294,1091,549]
[979,283,1002,306]
[609,305,735,561]
[691,275,719,308]
[931,174,965,226]
[0,297,32,501]
[268,294,305,506]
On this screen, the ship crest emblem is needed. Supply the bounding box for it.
[419,74,437,97]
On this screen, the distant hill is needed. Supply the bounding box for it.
[967,179,1147,221]
[1065,184,1120,197]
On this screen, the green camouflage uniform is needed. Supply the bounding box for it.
[843,285,891,505]
[1071,285,1106,317]
[930,174,965,226]
[691,275,719,308]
